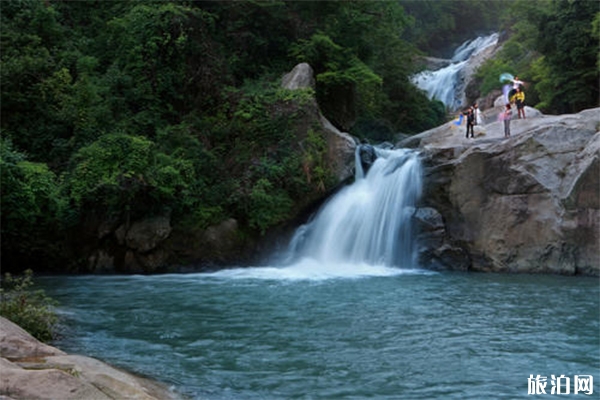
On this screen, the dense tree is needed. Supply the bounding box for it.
[475,0,599,114]
[0,139,67,270]
[400,0,507,57]
[534,0,599,113]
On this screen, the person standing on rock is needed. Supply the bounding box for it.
[464,107,475,138]
[502,103,512,137]
[509,75,525,99]
[514,87,526,119]
[512,76,524,90]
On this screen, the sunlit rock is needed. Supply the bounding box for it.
[0,317,179,400]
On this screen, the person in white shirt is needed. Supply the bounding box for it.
[473,103,482,126]
[509,76,525,99]
[512,76,525,90]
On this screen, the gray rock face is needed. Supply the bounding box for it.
[0,317,180,400]
[410,106,599,275]
[358,144,377,173]
[124,216,172,253]
[281,62,316,90]
[93,215,172,273]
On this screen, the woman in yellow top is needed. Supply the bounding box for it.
[513,87,526,119]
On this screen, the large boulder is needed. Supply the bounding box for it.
[281,62,316,90]
[281,63,356,183]
[0,317,65,360]
[0,317,180,400]
[88,215,173,273]
[409,107,600,275]
[123,216,171,253]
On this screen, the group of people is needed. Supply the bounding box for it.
[502,75,527,137]
[458,75,527,139]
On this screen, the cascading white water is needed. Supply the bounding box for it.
[286,147,422,269]
[205,147,424,280]
[450,34,498,63]
[411,33,499,111]
[411,62,466,110]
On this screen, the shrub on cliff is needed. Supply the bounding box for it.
[0,270,58,342]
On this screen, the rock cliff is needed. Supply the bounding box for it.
[83,63,357,273]
[74,61,597,276]
[402,103,599,275]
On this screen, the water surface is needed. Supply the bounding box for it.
[39,269,600,399]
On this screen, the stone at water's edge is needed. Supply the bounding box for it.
[0,317,181,400]
[407,106,600,275]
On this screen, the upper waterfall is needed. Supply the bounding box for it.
[411,33,499,111]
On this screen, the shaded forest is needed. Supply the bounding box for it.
[1,0,598,273]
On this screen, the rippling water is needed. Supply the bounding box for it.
[38,269,599,399]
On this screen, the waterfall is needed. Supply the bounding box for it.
[285,147,422,269]
[411,33,499,111]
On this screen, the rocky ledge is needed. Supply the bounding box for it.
[0,317,182,400]
[402,102,599,275]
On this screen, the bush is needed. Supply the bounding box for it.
[0,270,58,342]
[1,139,68,271]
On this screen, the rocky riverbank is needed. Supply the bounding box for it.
[0,317,183,400]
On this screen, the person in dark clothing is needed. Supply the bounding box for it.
[464,107,475,138]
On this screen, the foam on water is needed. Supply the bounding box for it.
[202,259,430,281]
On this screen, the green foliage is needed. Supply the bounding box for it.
[216,80,335,234]
[0,139,67,270]
[64,133,196,220]
[66,133,152,208]
[476,58,514,96]
[535,0,599,113]
[401,0,507,57]
[530,56,554,111]
[247,178,294,234]
[0,270,58,342]
[198,0,292,84]
[304,128,335,191]
[475,0,598,114]
[0,0,113,167]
